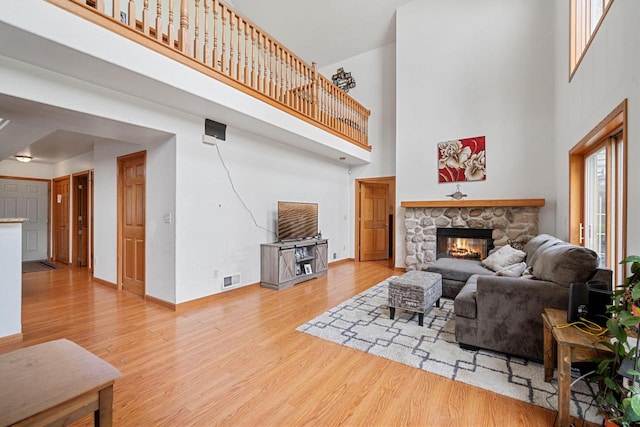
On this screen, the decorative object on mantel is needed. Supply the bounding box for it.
[438,136,486,183]
[332,67,356,93]
[446,184,467,200]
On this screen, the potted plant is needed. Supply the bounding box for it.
[593,256,640,426]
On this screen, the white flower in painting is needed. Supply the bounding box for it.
[438,140,471,170]
[464,150,486,181]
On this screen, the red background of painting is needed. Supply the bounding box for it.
[438,136,486,183]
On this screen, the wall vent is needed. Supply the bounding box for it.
[223,273,241,288]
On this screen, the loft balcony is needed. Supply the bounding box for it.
[48,0,371,151]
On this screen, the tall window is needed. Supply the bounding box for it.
[569,100,627,284]
[570,0,613,78]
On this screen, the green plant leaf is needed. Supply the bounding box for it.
[624,394,640,422]
[622,256,640,264]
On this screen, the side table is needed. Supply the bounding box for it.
[0,339,122,426]
[542,307,611,427]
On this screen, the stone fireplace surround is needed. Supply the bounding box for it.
[401,199,544,271]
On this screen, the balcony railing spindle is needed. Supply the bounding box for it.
[178,0,189,54]
[168,0,175,48]
[155,0,162,41]
[203,0,210,65]
[142,0,149,35]
[193,0,200,60]
[112,0,120,20]
[228,10,235,79]
[127,0,135,29]
[212,0,219,70]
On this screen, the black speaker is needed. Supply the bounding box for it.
[587,287,612,327]
[568,282,589,322]
[205,119,226,141]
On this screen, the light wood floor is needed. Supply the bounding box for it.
[2,261,598,426]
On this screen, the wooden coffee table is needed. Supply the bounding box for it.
[542,308,611,427]
[0,339,122,426]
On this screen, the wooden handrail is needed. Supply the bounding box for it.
[51,0,370,150]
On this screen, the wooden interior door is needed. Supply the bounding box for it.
[118,152,146,297]
[73,173,89,267]
[359,182,389,261]
[53,176,70,264]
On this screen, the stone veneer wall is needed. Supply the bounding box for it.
[404,206,539,271]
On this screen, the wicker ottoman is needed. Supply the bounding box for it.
[388,271,442,326]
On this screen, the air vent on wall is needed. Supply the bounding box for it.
[223,273,241,288]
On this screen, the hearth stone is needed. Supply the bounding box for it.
[404,206,538,271]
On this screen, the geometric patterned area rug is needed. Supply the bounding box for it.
[296,278,601,424]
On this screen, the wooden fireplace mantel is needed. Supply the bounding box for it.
[400,198,545,208]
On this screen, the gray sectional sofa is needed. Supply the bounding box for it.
[426,234,612,361]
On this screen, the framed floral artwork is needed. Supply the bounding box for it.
[438,136,486,183]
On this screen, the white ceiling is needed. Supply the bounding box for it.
[231,0,414,67]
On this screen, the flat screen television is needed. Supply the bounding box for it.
[277,201,318,241]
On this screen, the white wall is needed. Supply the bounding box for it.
[553,0,640,255]
[320,44,398,263]
[0,159,52,179]
[395,0,556,267]
[174,126,351,303]
[53,151,94,178]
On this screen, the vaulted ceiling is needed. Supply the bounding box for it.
[231,0,414,67]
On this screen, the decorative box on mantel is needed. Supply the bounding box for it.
[400,199,545,271]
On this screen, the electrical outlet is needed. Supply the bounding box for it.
[120,11,127,23]
[333,252,337,259]
[213,270,219,278]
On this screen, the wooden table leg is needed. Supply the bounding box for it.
[95,385,114,427]
[556,343,571,427]
[543,313,555,382]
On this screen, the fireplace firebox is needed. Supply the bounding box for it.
[436,228,494,261]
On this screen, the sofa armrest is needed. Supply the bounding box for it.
[473,276,569,361]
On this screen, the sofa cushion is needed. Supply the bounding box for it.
[532,244,599,286]
[481,245,526,272]
[453,275,478,319]
[496,262,527,277]
[524,234,564,269]
[427,258,494,283]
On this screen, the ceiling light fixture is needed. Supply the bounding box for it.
[15,155,33,163]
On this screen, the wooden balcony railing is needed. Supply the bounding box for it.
[48,0,371,149]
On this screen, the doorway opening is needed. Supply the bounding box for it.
[355,177,396,267]
[72,171,93,269]
[52,175,70,264]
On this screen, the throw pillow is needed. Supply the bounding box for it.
[481,245,527,272]
[495,262,527,277]
[532,244,599,287]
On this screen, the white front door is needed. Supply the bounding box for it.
[0,178,49,261]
